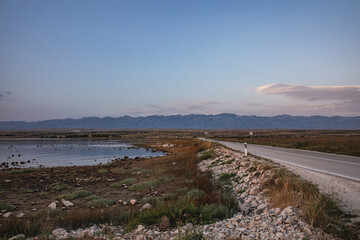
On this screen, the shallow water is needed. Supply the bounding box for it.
[0,138,163,169]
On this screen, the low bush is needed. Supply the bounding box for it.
[109,183,122,188]
[218,173,237,182]
[97,169,108,174]
[85,198,115,208]
[56,190,92,200]
[85,195,101,201]
[185,189,205,199]
[129,176,174,191]
[0,203,16,212]
[119,178,137,185]
[10,169,36,174]
[52,184,71,191]
[199,151,215,161]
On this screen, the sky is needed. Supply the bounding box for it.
[1,0,360,121]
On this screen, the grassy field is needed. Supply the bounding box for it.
[0,138,237,238]
[204,129,360,157]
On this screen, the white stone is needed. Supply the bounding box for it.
[276,232,284,238]
[48,202,57,209]
[8,234,25,240]
[130,199,137,205]
[2,212,12,218]
[61,199,74,207]
[15,212,25,218]
[52,228,68,239]
[303,227,312,235]
[142,203,152,210]
[137,224,145,232]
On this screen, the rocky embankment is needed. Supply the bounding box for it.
[13,146,333,240]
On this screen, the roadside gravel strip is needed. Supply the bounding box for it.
[203,138,360,217]
[43,146,334,240]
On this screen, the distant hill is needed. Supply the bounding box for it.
[0,114,359,130]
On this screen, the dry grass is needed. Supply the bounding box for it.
[263,168,359,239]
[0,138,237,238]
[206,129,360,157]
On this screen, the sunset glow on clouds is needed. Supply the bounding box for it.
[251,84,360,116]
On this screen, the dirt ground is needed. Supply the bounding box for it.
[0,139,191,217]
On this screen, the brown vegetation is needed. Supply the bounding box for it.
[0,138,236,238]
[263,166,360,239]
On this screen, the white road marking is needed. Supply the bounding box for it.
[255,154,360,182]
[249,146,360,166]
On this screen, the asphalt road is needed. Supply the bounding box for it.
[201,138,360,182]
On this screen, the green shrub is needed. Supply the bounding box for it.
[110,168,127,174]
[110,167,152,175]
[129,179,161,191]
[109,183,123,188]
[119,178,137,185]
[219,173,237,182]
[52,184,71,191]
[98,169,108,174]
[199,151,215,161]
[10,169,36,174]
[129,168,152,175]
[139,196,160,205]
[24,189,35,193]
[0,202,16,212]
[85,198,115,208]
[185,189,205,199]
[177,227,203,240]
[162,192,177,201]
[202,203,235,221]
[177,187,189,195]
[127,199,203,231]
[129,176,174,191]
[221,159,235,165]
[56,190,92,200]
[85,195,101,201]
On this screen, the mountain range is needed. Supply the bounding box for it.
[1,114,359,130]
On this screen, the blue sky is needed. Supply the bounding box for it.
[1,0,359,121]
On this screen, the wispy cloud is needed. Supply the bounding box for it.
[251,83,360,116]
[173,101,222,111]
[123,101,223,116]
[255,83,360,102]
